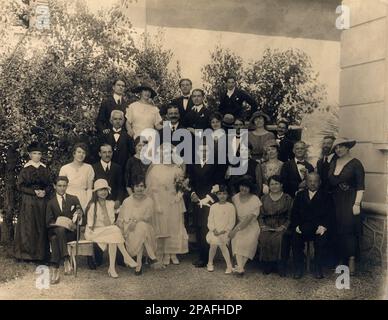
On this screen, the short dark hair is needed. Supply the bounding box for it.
[133,175,146,187]
[268,175,283,185]
[72,142,89,156]
[166,104,180,112]
[217,184,229,193]
[99,143,113,152]
[55,176,69,185]
[224,74,237,82]
[209,112,223,122]
[113,78,126,87]
[192,88,205,96]
[323,135,336,141]
[277,119,289,128]
[179,78,192,87]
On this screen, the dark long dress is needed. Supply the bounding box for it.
[14,164,51,261]
[328,158,365,259]
[125,156,150,189]
[259,193,293,261]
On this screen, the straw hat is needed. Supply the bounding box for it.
[93,179,111,193]
[331,137,356,152]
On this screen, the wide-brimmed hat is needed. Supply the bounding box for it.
[249,111,271,125]
[51,216,76,231]
[93,179,111,193]
[235,175,257,193]
[331,138,356,152]
[132,81,157,98]
[27,141,45,153]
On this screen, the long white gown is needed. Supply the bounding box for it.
[146,164,188,254]
[59,163,94,211]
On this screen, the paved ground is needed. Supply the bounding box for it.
[0,253,385,300]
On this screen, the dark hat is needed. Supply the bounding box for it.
[132,81,157,98]
[250,111,271,124]
[27,141,45,153]
[235,175,257,193]
[222,114,235,128]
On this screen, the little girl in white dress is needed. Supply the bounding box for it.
[206,185,236,274]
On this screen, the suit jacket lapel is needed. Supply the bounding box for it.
[290,160,302,182]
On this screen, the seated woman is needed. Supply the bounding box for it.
[259,175,293,277]
[117,177,157,275]
[257,140,284,195]
[228,175,262,276]
[85,179,137,278]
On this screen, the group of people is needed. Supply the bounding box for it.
[13,75,365,284]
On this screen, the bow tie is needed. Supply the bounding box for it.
[183,96,190,100]
[296,161,305,165]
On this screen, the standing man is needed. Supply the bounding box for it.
[165,78,194,119]
[187,144,220,268]
[183,89,212,133]
[101,110,135,173]
[316,135,336,192]
[290,172,332,279]
[96,79,128,135]
[218,75,257,121]
[276,119,295,162]
[158,105,185,147]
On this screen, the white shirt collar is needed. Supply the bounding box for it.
[308,190,317,200]
[212,129,225,139]
[112,127,122,133]
[227,88,235,97]
[24,160,46,168]
[169,121,179,130]
[193,104,204,112]
[113,93,122,104]
[100,160,111,170]
[323,154,334,162]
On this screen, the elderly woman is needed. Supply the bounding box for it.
[117,177,157,275]
[85,179,137,278]
[14,142,51,262]
[259,175,293,277]
[125,82,163,138]
[257,140,284,195]
[328,138,365,275]
[248,111,275,162]
[229,175,262,276]
[59,143,94,211]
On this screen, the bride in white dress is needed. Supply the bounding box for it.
[146,143,188,266]
[59,143,94,211]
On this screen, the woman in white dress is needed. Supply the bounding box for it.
[229,175,262,276]
[58,143,94,211]
[146,143,188,266]
[117,177,157,275]
[84,179,137,278]
[125,82,163,139]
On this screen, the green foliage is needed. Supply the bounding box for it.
[0,0,180,213]
[202,46,327,124]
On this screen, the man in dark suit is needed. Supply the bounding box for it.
[100,110,135,173]
[218,75,257,121]
[163,78,194,119]
[316,135,336,192]
[46,176,83,284]
[96,79,128,135]
[276,119,295,162]
[280,141,314,198]
[158,105,185,145]
[183,89,212,132]
[187,144,220,268]
[290,172,332,279]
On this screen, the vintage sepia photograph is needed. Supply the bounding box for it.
[0,0,387,303]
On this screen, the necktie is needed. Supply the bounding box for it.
[183,96,189,100]
[297,161,305,165]
[61,195,66,212]
[323,156,328,164]
[171,125,176,132]
[105,164,110,173]
[117,98,121,105]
